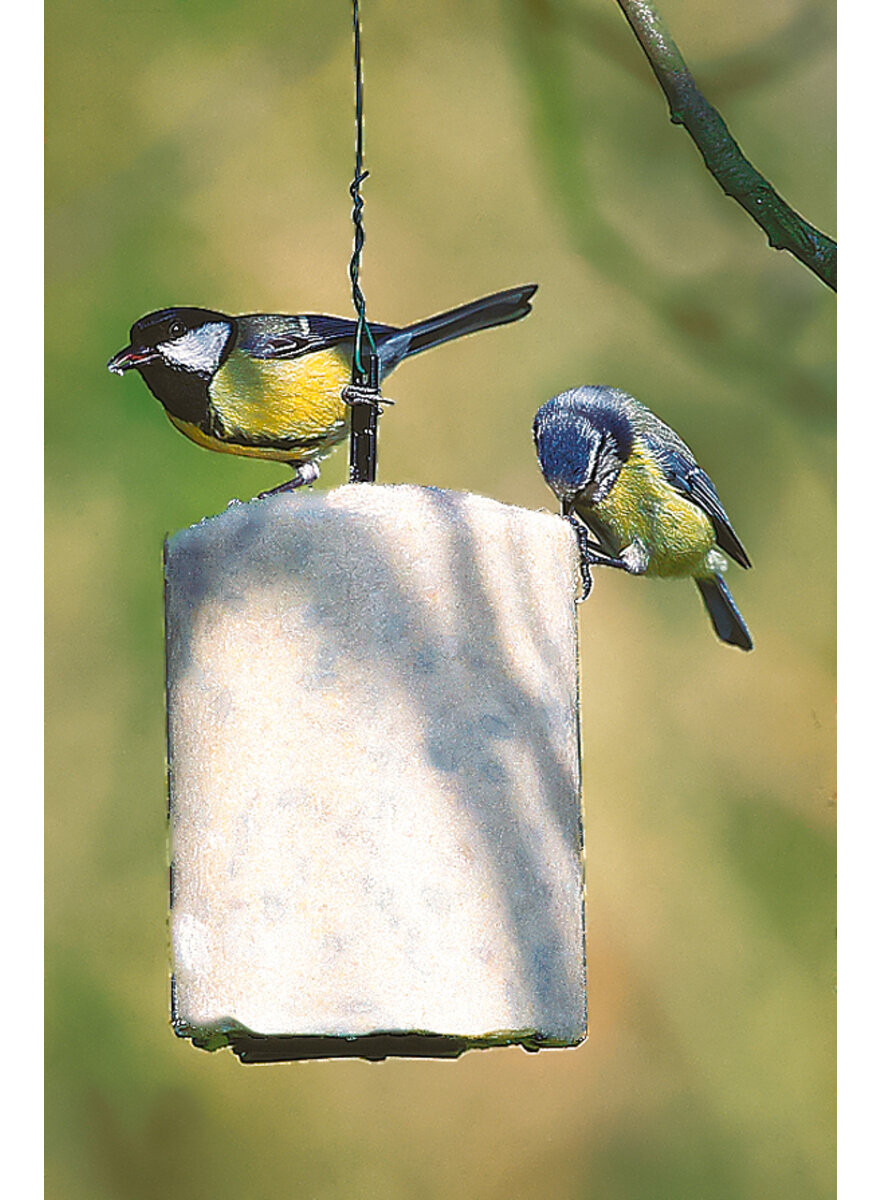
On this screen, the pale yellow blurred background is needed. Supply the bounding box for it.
[46,1,835,1197]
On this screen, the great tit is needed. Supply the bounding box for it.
[108,284,537,492]
[533,385,753,650]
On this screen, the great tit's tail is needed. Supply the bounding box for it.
[695,574,753,651]
[378,284,537,370]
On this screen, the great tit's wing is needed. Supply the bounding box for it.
[650,440,752,569]
[236,314,396,360]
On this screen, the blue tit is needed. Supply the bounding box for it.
[108,284,537,493]
[533,385,753,650]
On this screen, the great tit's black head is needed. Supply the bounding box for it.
[533,386,634,508]
[107,307,234,379]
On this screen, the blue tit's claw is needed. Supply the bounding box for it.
[576,561,593,604]
[565,513,595,601]
[619,539,650,575]
[565,512,639,596]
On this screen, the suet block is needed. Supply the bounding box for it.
[164,485,586,1060]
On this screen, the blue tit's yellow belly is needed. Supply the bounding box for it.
[181,347,353,462]
[591,444,716,578]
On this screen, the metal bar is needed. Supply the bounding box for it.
[349,352,379,484]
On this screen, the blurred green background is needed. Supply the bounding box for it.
[45,1,835,1196]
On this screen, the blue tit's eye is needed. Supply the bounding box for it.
[169,320,186,339]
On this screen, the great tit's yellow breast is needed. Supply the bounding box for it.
[593,443,715,577]
[165,415,310,462]
[210,347,351,445]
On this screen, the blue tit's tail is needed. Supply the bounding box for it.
[695,574,753,651]
[377,284,537,370]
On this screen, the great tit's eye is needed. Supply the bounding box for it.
[169,320,186,339]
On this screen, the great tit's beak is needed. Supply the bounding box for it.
[107,345,159,375]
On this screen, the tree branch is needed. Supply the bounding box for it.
[615,0,836,291]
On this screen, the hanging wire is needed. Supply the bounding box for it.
[349,0,377,377]
[346,0,383,484]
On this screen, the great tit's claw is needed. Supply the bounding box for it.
[341,384,395,410]
[257,461,321,499]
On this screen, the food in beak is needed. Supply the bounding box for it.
[107,346,158,375]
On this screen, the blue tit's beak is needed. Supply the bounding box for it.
[107,345,160,375]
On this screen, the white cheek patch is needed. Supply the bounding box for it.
[159,322,231,373]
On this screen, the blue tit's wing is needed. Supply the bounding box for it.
[651,441,752,569]
[681,466,751,569]
[236,314,396,360]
